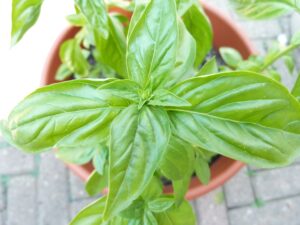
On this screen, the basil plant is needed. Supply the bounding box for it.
[3,0,300,224]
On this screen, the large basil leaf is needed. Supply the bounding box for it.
[11,0,44,45]
[176,0,196,16]
[155,200,196,225]
[182,3,212,67]
[1,79,132,153]
[56,145,96,165]
[169,71,300,167]
[59,39,90,77]
[126,0,178,89]
[230,0,300,20]
[165,18,196,88]
[104,105,170,219]
[94,15,127,78]
[75,0,109,39]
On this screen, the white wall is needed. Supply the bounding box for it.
[0,0,74,119]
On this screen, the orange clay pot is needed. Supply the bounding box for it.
[42,1,256,200]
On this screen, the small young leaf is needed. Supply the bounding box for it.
[264,69,282,82]
[197,57,218,76]
[66,13,87,26]
[173,176,191,205]
[159,136,195,181]
[149,89,191,107]
[142,176,163,201]
[74,0,109,39]
[155,200,196,225]
[144,211,158,225]
[182,4,213,67]
[59,39,90,76]
[69,197,106,225]
[292,73,300,101]
[148,197,175,213]
[291,31,300,45]
[194,155,211,185]
[85,170,107,196]
[92,146,108,175]
[219,47,243,68]
[55,64,72,81]
[283,55,295,74]
[11,0,44,45]
[55,146,95,165]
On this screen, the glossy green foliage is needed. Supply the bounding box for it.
[230,0,300,20]
[127,0,178,90]
[5,0,300,224]
[75,0,109,39]
[11,0,44,45]
[182,3,213,66]
[59,39,90,77]
[170,71,300,167]
[105,105,170,219]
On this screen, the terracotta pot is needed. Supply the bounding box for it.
[42,1,255,200]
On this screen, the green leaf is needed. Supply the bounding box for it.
[94,15,127,78]
[1,79,129,153]
[144,211,158,225]
[283,55,295,73]
[292,73,300,101]
[127,0,178,89]
[173,176,190,204]
[56,145,95,165]
[194,154,210,185]
[66,13,87,27]
[291,31,300,45]
[159,136,194,181]
[93,145,108,175]
[75,0,109,39]
[166,18,196,88]
[176,0,196,16]
[70,196,129,225]
[198,57,218,76]
[142,176,163,201]
[170,71,300,167]
[182,3,213,66]
[59,39,90,76]
[104,105,171,219]
[219,47,243,68]
[230,0,299,20]
[85,170,107,196]
[55,64,72,81]
[264,69,281,82]
[97,79,140,103]
[70,197,106,225]
[149,89,191,107]
[11,0,44,45]
[148,197,175,213]
[155,200,196,225]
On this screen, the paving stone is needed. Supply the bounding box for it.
[291,12,300,34]
[253,165,300,201]
[7,175,37,225]
[0,183,4,211]
[240,20,282,39]
[0,211,3,225]
[229,196,300,225]
[195,188,229,225]
[224,167,255,208]
[69,171,89,201]
[37,152,69,225]
[70,198,98,219]
[0,146,34,175]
